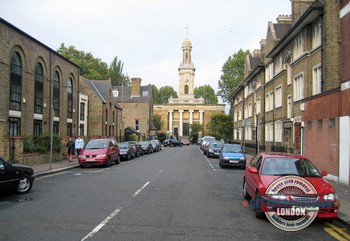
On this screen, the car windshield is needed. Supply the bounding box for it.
[261,157,321,177]
[139,141,148,146]
[210,142,223,148]
[119,143,129,148]
[85,140,108,149]
[222,145,243,153]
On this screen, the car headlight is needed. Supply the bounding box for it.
[323,193,337,201]
[96,154,107,158]
[223,156,229,160]
[270,194,288,200]
[209,149,213,152]
[240,157,246,161]
[79,155,86,158]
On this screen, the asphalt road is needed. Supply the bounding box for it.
[0,145,347,241]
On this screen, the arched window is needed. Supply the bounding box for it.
[53,71,60,117]
[34,63,43,114]
[10,52,22,111]
[184,85,189,94]
[67,78,73,119]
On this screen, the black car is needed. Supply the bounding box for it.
[119,142,136,160]
[0,157,35,194]
[207,141,224,158]
[128,141,144,157]
[163,139,172,147]
[170,139,183,147]
[139,141,153,154]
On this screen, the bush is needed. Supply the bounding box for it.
[23,133,62,153]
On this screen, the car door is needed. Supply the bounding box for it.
[245,154,262,198]
[109,139,118,160]
[0,158,18,191]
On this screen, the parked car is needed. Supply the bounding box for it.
[202,140,214,155]
[128,141,144,157]
[139,141,153,154]
[170,139,183,147]
[150,140,161,152]
[119,142,136,160]
[181,138,190,146]
[0,157,35,194]
[243,152,339,221]
[219,144,246,168]
[163,139,172,147]
[197,137,202,145]
[200,136,215,150]
[78,138,120,167]
[207,141,224,158]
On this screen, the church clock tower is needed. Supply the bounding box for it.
[178,35,195,99]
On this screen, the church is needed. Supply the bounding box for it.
[153,35,225,140]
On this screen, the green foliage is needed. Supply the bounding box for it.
[23,133,62,153]
[158,86,178,104]
[57,43,128,85]
[189,123,203,143]
[128,134,139,141]
[194,85,218,104]
[206,113,232,140]
[218,49,250,103]
[150,84,159,104]
[153,114,164,131]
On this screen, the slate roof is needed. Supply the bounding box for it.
[113,85,153,103]
[274,23,292,39]
[82,77,106,103]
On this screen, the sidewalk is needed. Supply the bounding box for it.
[32,158,350,226]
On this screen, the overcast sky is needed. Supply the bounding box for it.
[0,0,291,104]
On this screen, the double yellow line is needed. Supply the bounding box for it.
[324,222,350,241]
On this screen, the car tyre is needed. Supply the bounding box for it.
[243,180,251,199]
[254,192,265,219]
[17,174,33,194]
[115,156,120,164]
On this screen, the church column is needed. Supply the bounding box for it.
[168,110,173,135]
[199,110,204,125]
[179,110,184,137]
[189,110,194,125]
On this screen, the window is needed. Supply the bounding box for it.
[248,103,252,117]
[67,123,72,136]
[265,122,273,142]
[9,117,21,136]
[234,110,237,122]
[329,119,335,128]
[294,73,304,101]
[245,126,252,141]
[265,92,274,112]
[274,55,283,74]
[293,33,304,58]
[287,64,292,85]
[256,98,261,114]
[312,18,322,48]
[67,78,73,119]
[79,124,84,136]
[80,102,85,121]
[34,63,43,114]
[265,63,274,82]
[287,95,292,118]
[275,85,282,108]
[53,121,59,134]
[313,65,322,95]
[33,120,42,138]
[244,105,248,118]
[135,119,140,131]
[10,52,22,111]
[183,123,189,136]
[275,121,282,142]
[53,72,60,117]
[317,120,323,128]
[307,121,312,129]
[184,85,189,94]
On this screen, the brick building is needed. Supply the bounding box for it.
[0,18,124,163]
[112,77,154,141]
[231,1,350,184]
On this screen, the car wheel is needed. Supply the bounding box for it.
[115,156,120,164]
[243,180,251,199]
[17,174,33,194]
[106,158,111,167]
[254,192,265,219]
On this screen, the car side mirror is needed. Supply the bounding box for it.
[247,166,258,174]
[320,170,328,177]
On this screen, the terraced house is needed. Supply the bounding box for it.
[232,0,350,185]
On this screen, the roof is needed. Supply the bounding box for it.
[82,77,106,103]
[113,85,153,103]
[91,79,111,101]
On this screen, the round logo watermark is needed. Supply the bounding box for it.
[264,176,319,231]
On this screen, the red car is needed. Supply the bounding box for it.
[78,138,120,167]
[243,152,339,229]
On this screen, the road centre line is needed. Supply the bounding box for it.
[81,207,122,241]
[132,181,150,197]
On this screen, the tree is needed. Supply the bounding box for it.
[158,86,178,104]
[150,84,159,104]
[206,113,232,141]
[109,56,129,86]
[153,114,164,131]
[218,49,250,103]
[189,123,203,144]
[57,43,109,80]
[194,85,218,104]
